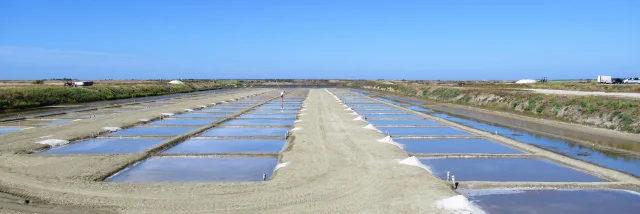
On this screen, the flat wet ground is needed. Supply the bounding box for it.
[107,157,278,182]
[363,114,422,119]
[172,114,230,118]
[238,114,298,119]
[378,127,472,136]
[200,127,290,137]
[460,189,640,214]
[222,119,295,126]
[197,109,243,113]
[110,127,197,136]
[163,139,285,154]
[420,158,604,182]
[396,138,524,154]
[251,109,300,113]
[148,119,215,126]
[0,127,23,135]
[42,138,167,154]
[368,119,441,126]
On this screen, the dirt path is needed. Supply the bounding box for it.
[522,88,640,99]
[0,89,455,213]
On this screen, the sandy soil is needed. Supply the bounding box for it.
[0,89,458,213]
[523,88,640,99]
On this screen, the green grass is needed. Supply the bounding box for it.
[350,80,640,134]
[0,81,231,112]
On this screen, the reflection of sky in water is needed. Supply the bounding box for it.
[460,189,640,214]
[107,157,278,182]
[430,111,640,177]
[0,127,23,135]
[421,158,603,182]
[370,95,640,177]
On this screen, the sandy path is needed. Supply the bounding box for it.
[522,88,640,99]
[0,89,456,213]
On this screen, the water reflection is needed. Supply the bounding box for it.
[355,89,640,177]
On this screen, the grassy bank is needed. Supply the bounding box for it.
[0,81,236,112]
[457,81,640,93]
[347,81,640,134]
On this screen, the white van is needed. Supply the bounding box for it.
[597,76,612,84]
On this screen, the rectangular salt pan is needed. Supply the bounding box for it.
[460,189,640,214]
[201,128,290,136]
[42,138,167,154]
[163,139,285,154]
[110,127,197,136]
[395,138,524,154]
[222,120,295,126]
[378,127,471,136]
[107,157,278,182]
[148,120,215,126]
[172,114,230,118]
[363,114,422,119]
[238,114,297,119]
[368,120,441,126]
[0,127,23,135]
[420,158,604,182]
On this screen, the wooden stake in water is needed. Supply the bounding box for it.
[446,171,450,181]
[451,175,455,188]
[262,173,267,181]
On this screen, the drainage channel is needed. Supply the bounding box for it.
[331,88,640,214]
[101,89,308,182]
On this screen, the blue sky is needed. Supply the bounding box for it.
[1,0,639,80]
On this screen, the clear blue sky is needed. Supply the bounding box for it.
[1,0,639,80]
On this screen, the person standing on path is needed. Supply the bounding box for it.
[280,90,285,102]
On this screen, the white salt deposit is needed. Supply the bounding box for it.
[161,113,174,116]
[139,119,150,122]
[434,195,486,214]
[37,139,69,147]
[363,124,380,132]
[275,162,290,171]
[379,136,404,150]
[102,127,122,132]
[291,127,302,132]
[354,116,365,121]
[184,109,193,112]
[397,156,430,172]
[294,120,303,123]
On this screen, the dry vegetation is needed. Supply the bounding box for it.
[0,80,238,112]
[403,80,640,93]
[348,81,640,135]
